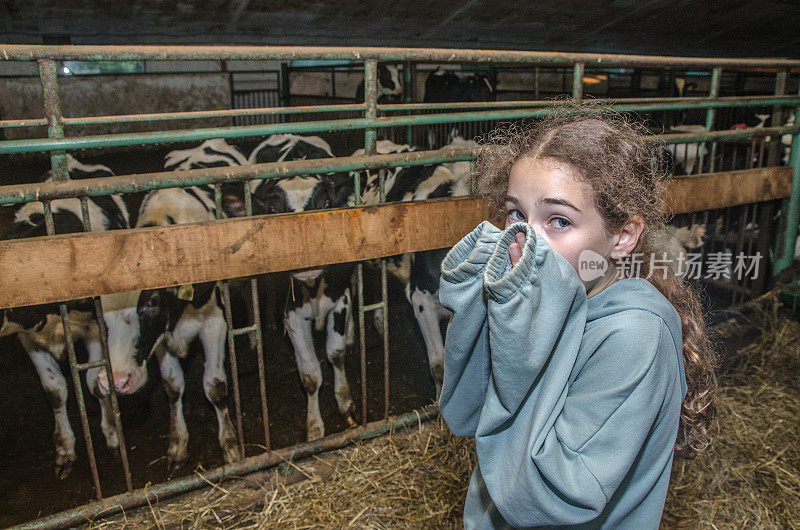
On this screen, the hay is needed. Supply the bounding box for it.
[662,293,800,529]
[89,291,800,529]
[88,419,477,529]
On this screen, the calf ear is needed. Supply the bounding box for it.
[135,289,173,365]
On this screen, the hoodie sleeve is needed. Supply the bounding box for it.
[475,222,679,527]
[438,221,502,437]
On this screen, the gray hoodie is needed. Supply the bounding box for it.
[439,221,686,529]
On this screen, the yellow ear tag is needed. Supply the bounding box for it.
[177,284,194,301]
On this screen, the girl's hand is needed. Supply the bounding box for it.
[509,231,525,268]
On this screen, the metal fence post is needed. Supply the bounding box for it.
[773,83,800,275]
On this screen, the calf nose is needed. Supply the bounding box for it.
[114,373,132,394]
[96,371,133,395]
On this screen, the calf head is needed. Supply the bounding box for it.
[94,291,149,396]
[135,282,218,364]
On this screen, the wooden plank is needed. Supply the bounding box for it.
[0,197,491,309]
[666,166,792,214]
[0,166,793,309]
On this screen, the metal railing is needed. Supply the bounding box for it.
[1,44,799,528]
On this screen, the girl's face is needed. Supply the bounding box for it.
[505,156,622,296]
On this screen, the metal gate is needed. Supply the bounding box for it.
[0,45,799,528]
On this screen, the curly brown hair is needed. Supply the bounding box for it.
[471,108,717,458]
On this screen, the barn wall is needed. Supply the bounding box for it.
[0,72,232,140]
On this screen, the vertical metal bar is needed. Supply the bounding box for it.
[43,200,55,235]
[249,276,270,450]
[242,185,270,450]
[93,297,133,491]
[404,61,413,146]
[572,63,585,100]
[41,165,105,497]
[768,70,788,167]
[364,60,378,156]
[220,280,246,458]
[60,302,104,500]
[381,259,389,421]
[773,84,800,275]
[534,66,540,100]
[38,59,68,182]
[211,183,245,457]
[700,67,721,172]
[356,59,380,426]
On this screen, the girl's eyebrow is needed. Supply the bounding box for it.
[542,197,582,213]
[504,195,521,207]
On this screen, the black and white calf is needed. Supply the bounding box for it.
[0,156,138,478]
[355,64,403,103]
[347,139,473,395]
[130,140,246,469]
[247,134,357,440]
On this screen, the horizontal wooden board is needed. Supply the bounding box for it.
[0,166,793,308]
[0,197,491,308]
[666,166,792,214]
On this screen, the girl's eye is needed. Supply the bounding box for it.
[550,217,572,229]
[507,209,525,222]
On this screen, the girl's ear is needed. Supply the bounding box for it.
[610,215,645,259]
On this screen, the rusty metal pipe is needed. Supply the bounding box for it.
[3,44,800,69]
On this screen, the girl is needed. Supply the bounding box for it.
[438,110,716,529]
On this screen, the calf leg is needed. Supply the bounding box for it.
[25,345,76,478]
[199,312,242,464]
[326,293,356,426]
[157,347,189,470]
[285,297,325,440]
[406,285,445,397]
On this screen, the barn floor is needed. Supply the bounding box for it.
[81,293,800,529]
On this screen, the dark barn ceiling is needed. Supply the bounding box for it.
[1,0,799,59]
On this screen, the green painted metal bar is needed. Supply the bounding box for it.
[9,95,776,131]
[572,62,584,100]
[18,404,439,530]
[4,44,800,69]
[773,86,800,275]
[404,61,413,146]
[0,104,365,130]
[37,59,68,182]
[699,67,721,172]
[5,96,800,155]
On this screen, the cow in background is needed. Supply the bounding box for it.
[0,156,139,478]
[423,67,495,149]
[355,64,403,103]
